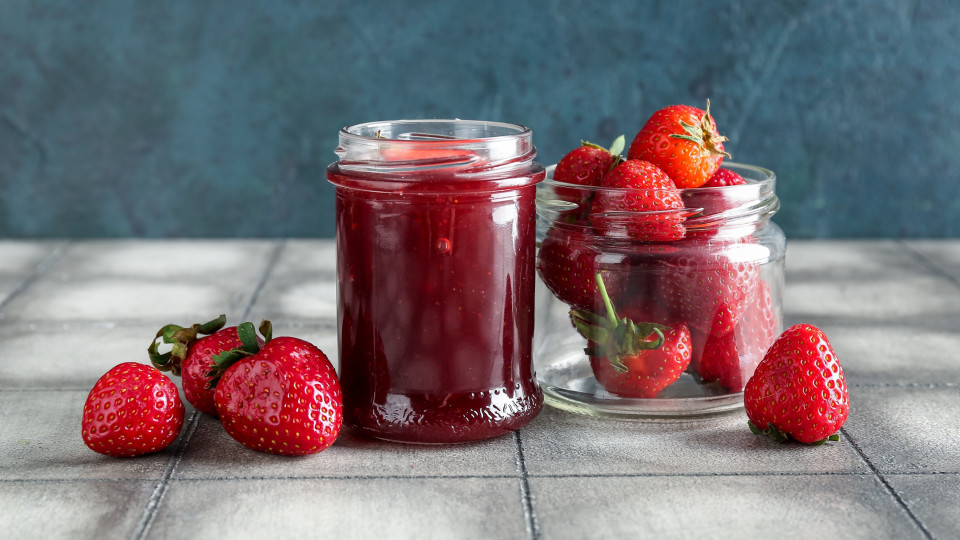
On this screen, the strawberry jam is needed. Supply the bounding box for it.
[328,120,545,443]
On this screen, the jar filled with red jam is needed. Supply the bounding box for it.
[328,120,545,443]
[534,162,785,418]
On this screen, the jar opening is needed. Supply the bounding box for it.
[329,119,544,192]
[537,162,778,239]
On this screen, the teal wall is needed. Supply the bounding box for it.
[2,1,958,238]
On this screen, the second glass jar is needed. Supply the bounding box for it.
[534,162,786,418]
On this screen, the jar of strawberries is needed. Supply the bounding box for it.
[533,102,786,417]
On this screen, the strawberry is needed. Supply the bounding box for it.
[553,136,625,187]
[744,324,849,444]
[148,315,263,417]
[689,280,778,392]
[571,273,691,398]
[657,241,759,335]
[627,100,729,188]
[703,167,747,187]
[537,225,628,311]
[590,159,687,242]
[81,362,185,457]
[212,322,343,455]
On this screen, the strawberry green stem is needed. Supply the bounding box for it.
[148,314,227,376]
[595,272,620,329]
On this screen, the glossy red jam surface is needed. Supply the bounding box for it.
[329,165,544,443]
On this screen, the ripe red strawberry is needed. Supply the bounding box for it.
[627,100,729,188]
[590,159,686,242]
[82,362,185,457]
[148,315,263,417]
[537,226,628,311]
[571,274,691,398]
[690,280,778,392]
[744,324,849,444]
[657,242,759,335]
[703,167,747,187]
[213,327,343,456]
[553,136,625,187]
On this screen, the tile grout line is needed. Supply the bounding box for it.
[840,427,934,539]
[899,239,960,293]
[129,240,287,540]
[513,430,541,540]
[0,240,71,316]
[131,411,201,540]
[5,470,959,484]
[241,240,287,322]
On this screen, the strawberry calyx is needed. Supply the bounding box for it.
[204,320,273,389]
[748,420,842,445]
[670,99,731,160]
[583,135,627,169]
[569,273,668,373]
[148,314,227,376]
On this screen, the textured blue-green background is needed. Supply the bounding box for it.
[2,0,957,238]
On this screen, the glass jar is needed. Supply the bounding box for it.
[534,162,785,418]
[328,119,545,443]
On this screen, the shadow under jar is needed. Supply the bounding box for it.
[328,119,545,443]
[534,162,786,418]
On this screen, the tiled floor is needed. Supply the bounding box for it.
[1,239,958,539]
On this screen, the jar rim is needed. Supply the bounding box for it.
[340,119,533,145]
[537,161,779,239]
[542,161,775,193]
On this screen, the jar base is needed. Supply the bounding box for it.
[344,387,544,444]
[537,354,745,419]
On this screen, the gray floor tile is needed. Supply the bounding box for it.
[0,390,184,480]
[843,385,960,473]
[792,317,960,386]
[887,472,960,539]
[0,240,61,275]
[0,240,277,323]
[530,474,923,540]
[785,240,960,321]
[907,240,960,281]
[175,416,520,479]
[0,322,172,389]
[250,240,337,324]
[0,241,62,312]
[146,477,527,540]
[0,480,155,540]
[1,278,252,323]
[43,239,277,280]
[786,240,925,277]
[521,406,866,476]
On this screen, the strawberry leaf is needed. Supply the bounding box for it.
[205,347,253,389]
[197,314,227,335]
[237,322,261,354]
[608,135,625,157]
[259,320,273,343]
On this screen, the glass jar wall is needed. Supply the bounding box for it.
[534,162,785,418]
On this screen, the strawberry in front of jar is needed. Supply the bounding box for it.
[590,159,687,242]
[571,273,691,398]
[148,315,264,417]
[537,225,628,312]
[627,100,730,188]
[210,321,343,456]
[744,324,849,444]
[81,362,185,457]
